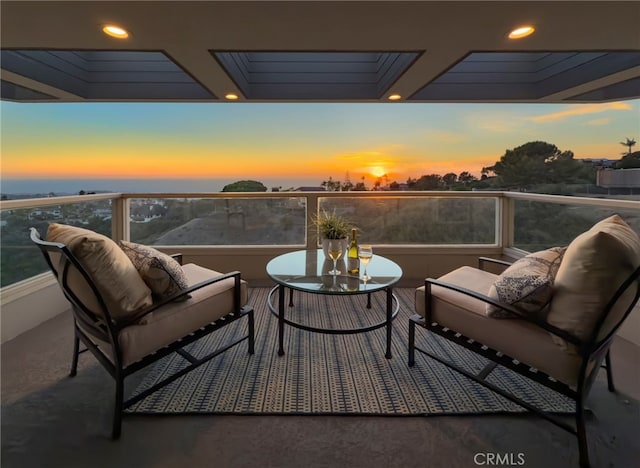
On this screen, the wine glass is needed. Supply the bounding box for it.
[327,239,345,275]
[358,244,373,281]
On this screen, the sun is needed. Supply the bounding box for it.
[370,166,386,178]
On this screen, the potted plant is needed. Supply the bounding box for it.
[312,209,352,258]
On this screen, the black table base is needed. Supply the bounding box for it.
[267,285,400,359]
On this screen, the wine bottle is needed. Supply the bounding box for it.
[347,228,359,274]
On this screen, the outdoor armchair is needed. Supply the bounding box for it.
[30,224,255,438]
[409,214,640,468]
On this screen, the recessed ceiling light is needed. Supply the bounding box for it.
[225,93,239,100]
[508,25,535,39]
[388,94,402,101]
[102,25,129,39]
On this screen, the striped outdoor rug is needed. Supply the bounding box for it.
[127,288,575,415]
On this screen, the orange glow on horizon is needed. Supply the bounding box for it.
[1,148,492,183]
[5,139,615,184]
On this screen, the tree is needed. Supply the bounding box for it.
[458,171,477,186]
[545,150,579,183]
[484,141,584,190]
[222,180,267,192]
[351,176,368,191]
[442,172,457,188]
[620,137,637,155]
[321,177,342,191]
[414,174,443,190]
[616,151,640,169]
[342,172,354,192]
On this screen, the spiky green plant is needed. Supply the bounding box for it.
[312,209,352,240]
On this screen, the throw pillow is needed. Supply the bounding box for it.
[119,240,189,300]
[46,223,153,321]
[547,214,640,348]
[486,247,566,318]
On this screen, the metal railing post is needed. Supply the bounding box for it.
[500,194,515,252]
[111,196,130,243]
[305,193,320,250]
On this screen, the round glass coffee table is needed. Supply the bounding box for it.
[266,249,403,359]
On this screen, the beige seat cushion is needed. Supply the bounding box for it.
[46,223,152,321]
[547,214,640,346]
[112,263,249,367]
[415,266,582,387]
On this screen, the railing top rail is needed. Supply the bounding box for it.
[120,191,506,199]
[0,192,123,210]
[503,191,640,208]
[1,190,638,210]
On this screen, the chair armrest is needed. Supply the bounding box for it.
[117,271,244,329]
[478,257,513,271]
[424,277,584,347]
[169,253,183,265]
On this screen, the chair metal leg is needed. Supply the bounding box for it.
[278,285,285,356]
[408,319,416,367]
[576,397,590,468]
[385,288,393,359]
[605,350,615,392]
[247,310,255,355]
[112,374,124,439]
[69,333,80,377]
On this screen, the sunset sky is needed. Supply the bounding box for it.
[1,99,638,187]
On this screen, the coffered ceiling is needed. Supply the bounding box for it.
[1,1,639,103]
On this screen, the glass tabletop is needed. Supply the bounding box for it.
[266,249,403,294]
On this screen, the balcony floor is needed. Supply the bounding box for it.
[2,292,640,468]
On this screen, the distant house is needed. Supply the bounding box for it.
[597,168,640,188]
[93,208,112,220]
[581,158,619,168]
[28,208,62,220]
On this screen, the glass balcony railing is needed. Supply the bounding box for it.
[512,197,640,252]
[0,198,114,287]
[129,197,307,246]
[0,191,638,289]
[319,196,498,245]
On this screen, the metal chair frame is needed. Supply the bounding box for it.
[408,256,640,468]
[30,227,255,438]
